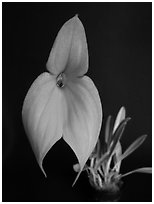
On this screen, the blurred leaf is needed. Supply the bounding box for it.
[95,139,101,158]
[94,118,129,170]
[108,117,131,159]
[113,141,122,172]
[121,167,152,178]
[90,139,101,159]
[105,115,113,146]
[95,118,130,170]
[94,152,109,170]
[113,106,126,134]
[119,134,147,162]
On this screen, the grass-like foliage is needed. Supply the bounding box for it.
[73,107,152,192]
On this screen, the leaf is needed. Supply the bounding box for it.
[46,15,88,77]
[119,134,147,161]
[95,139,101,157]
[108,117,131,159]
[91,138,101,158]
[113,141,122,173]
[94,152,108,171]
[121,167,152,178]
[105,115,113,146]
[113,106,126,134]
[94,118,130,171]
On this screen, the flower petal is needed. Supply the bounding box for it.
[46,15,88,77]
[63,76,102,183]
[22,73,64,175]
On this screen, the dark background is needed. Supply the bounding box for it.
[3,2,152,201]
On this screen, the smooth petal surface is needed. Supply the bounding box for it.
[22,73,64,175]
[46,15,88,77]
[63,76,102,180]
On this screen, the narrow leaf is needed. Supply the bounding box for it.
[95,118,130,170]
[113,106,126,134]
[120,134,147,161]
[90,139,101,159]
[108,117,131,159]
[94,152,109,170]
[113,141,122,173]
[95,139,102,158]
[105,115,113,146]
[121,167,152,178]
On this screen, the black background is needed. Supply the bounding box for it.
[3,2,152,201]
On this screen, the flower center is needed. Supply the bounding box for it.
[56,73,66,88]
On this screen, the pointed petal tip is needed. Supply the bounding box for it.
[72,170,82,187]
[39,161,47,178]
[63,76,102,184]
[47,15,88,76]
[69,14,82,26]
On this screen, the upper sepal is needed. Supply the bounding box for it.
[46,15,88,77]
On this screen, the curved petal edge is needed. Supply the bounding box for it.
[22,72,63,176]
[46,15,88,77]
[63,76,103,184]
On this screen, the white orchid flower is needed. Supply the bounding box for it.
[22,15,102,184]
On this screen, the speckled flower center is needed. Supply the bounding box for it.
[56,73,66,88]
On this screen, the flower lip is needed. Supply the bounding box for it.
[56,72,67,88]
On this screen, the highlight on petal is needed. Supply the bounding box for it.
[22,73,64,175]
[46,15,88,77]
[63,76,102,184]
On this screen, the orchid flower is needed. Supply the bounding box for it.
[74,107,152,192]
[22,15,102,185]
